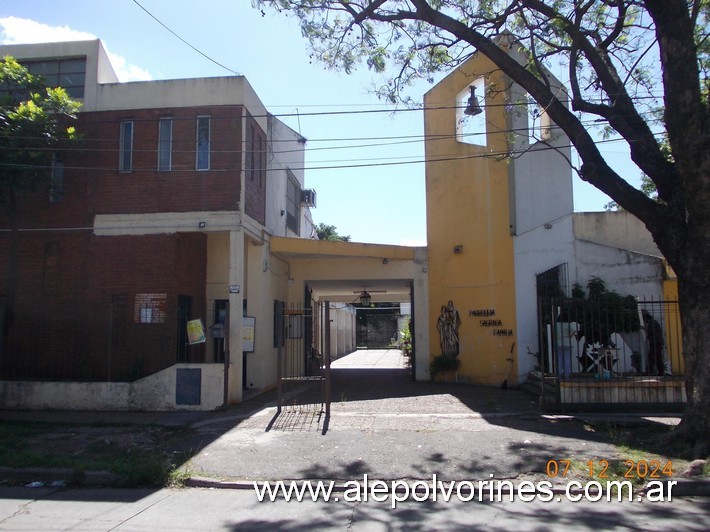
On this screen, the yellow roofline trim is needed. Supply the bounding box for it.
[271,237,416,260]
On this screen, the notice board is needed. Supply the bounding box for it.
[242,316,255,352]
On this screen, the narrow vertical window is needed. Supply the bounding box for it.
[286,169,300,234]
[158,118,172,171]
[119,121,133,172]
[49,154,64,203]
[245,121,253,182]
[246,117,266,185]
[257,132,266,187]
[196,116,210,170]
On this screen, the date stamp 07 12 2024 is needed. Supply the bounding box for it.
[545,459,673,480]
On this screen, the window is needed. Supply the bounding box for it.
[49,155,64,203]
[286,169,300,234]
[119,121,133,172]
[158,118,172,171]
[246,117,266,186]
[24,58,87,99]
[196,116,210,170]
[528,99,553,144]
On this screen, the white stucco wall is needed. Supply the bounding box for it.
[265,115,309,238]
[329,304,356,357]
[508,76,576,381]
[506,70,573,236]
[573,240,664,299]
[573,211,661,257]
[513,216,576,379]
[0,364,224,411]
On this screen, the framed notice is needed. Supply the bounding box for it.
[134,293,167,324]
[187,319,206,345]
[242,316,255,352]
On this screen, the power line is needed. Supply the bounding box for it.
[0,134,651,175]
[0,110,664,150]
[8,92,662,129]
[131,0,240,76]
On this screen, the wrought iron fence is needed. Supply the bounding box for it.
[538,297,685,409]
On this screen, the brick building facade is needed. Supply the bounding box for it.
[0,40,313,409]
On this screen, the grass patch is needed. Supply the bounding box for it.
[585,420,696,481]
[0,420,197,487]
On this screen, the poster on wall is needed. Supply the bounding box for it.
[134,293,167,324]
[187,319,206,345]
[242,316,255,352]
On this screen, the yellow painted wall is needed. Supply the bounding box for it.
[662,266,684,374]
[270,237,430,379]
[206,232,230,363]
[424,53,518,385]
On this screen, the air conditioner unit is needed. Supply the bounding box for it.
[301,188,317,208]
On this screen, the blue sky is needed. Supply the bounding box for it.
[0,0,628,246]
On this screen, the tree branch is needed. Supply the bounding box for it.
[520,0,678,202]
[405,0,661,225]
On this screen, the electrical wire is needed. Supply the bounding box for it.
[0,111,664,152]
[131,0,240,76]
[0,134,654,175]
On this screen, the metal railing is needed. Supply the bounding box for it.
[537,297,685,409]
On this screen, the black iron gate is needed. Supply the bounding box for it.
[276,300,331,419]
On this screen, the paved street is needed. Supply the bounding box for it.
[186,350,661,485]
[1,349,707,530]
[0,486,708,531]
[331,349,406,369]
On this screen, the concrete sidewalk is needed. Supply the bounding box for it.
[2,485,709,531]
[182,351,692,488]
[1,349,703,493]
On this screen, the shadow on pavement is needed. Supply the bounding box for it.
[227,495,710,532]
[0,352,692,499]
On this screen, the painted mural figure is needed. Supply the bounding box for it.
[436,305,447,355]
[437,300,461,357]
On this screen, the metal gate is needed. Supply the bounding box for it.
[276,300,331,420]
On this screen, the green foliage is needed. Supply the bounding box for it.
[315,222,351,241]
[429,353,460,379]
[0,55,81,192]
[586,276,607,301]
[564,277,641,345]
[400,318,413,367]
[571,282,585,300]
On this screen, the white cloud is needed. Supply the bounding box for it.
[0,16,152,82]
[104,52,152,82]
[0,16,95,44]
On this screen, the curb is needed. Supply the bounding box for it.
[0,467,117,488]
[184,475,710,497]
[2,469,709,497]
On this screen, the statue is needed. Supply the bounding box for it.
[437,300,461,357]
